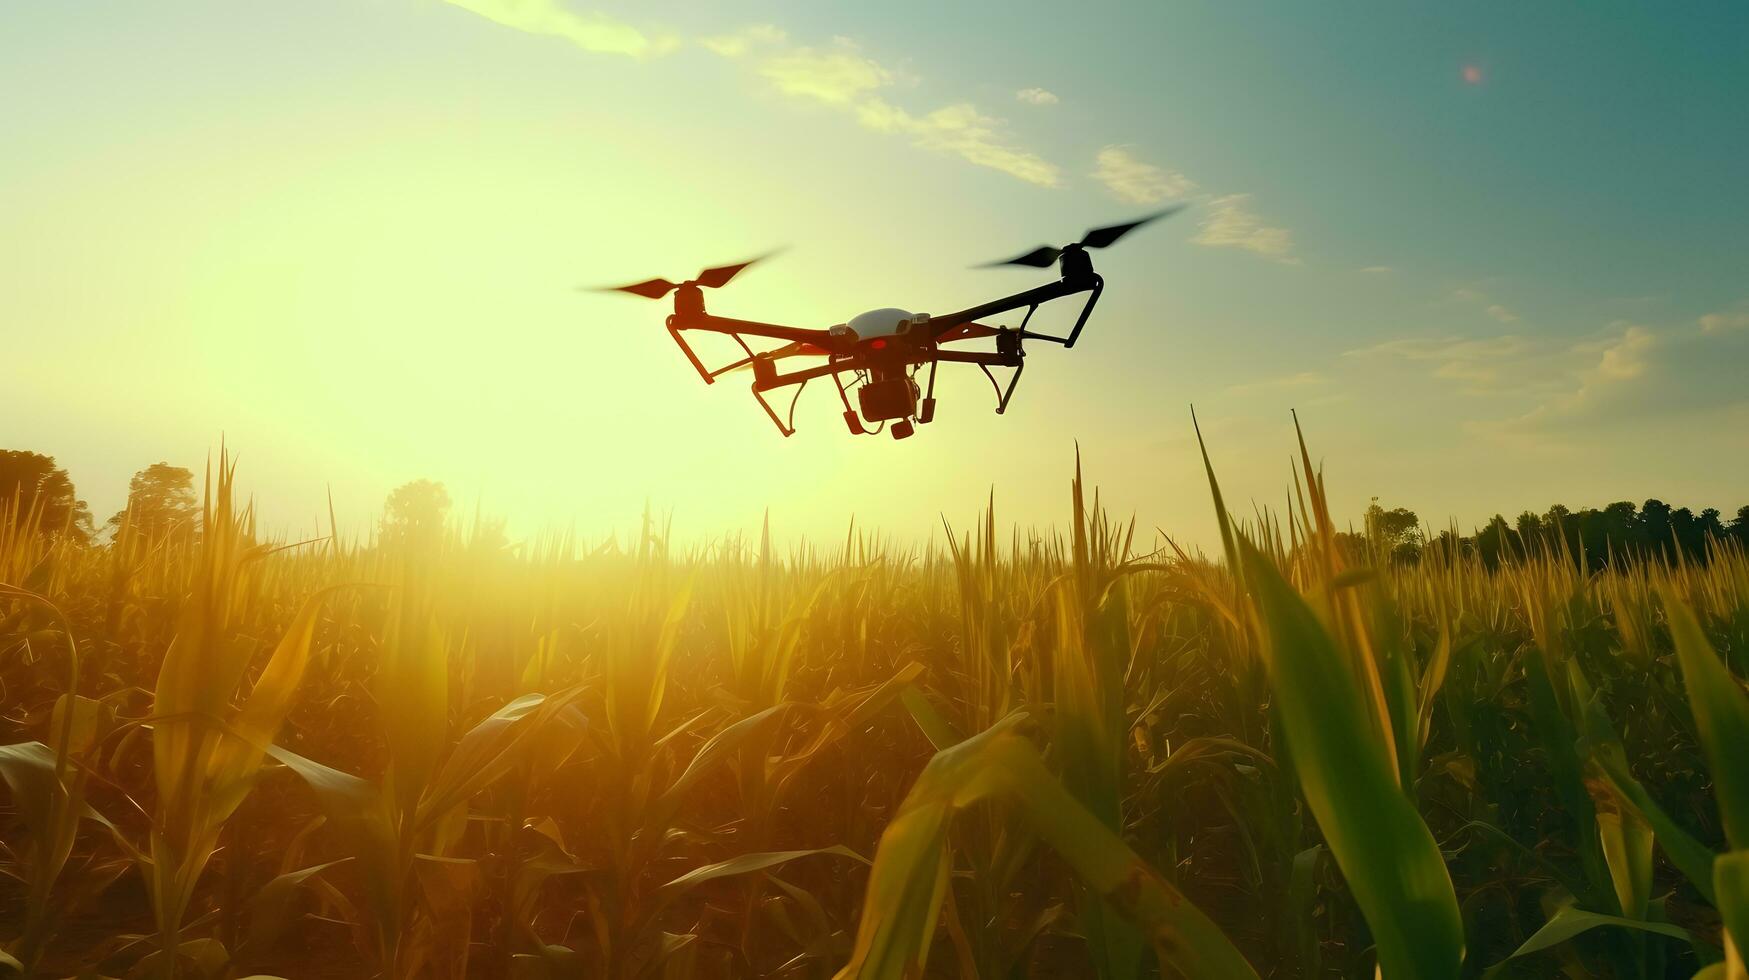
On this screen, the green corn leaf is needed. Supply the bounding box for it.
[835,713,1257,980]
[654,845,868,914]
[1236,537,1464,980]
[1482,904,1719,976]
[1664,595,1749,849]
[1717,850,1749,978]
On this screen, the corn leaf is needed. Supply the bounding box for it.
[1236,537,1463,980]
[1482,904,1718,976]
[1664,595,1749,849]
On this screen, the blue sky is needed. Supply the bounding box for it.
[4,0,1747,547]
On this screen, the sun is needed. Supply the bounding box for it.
[1462,64,1483,85]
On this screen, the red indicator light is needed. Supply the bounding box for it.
[870,339,887,350]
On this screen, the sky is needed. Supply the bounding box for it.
[4,0,1748,551]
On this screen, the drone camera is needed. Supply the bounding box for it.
[858,376,919,423]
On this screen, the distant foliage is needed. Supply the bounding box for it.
[1337,498,1749,570]
[379,478,451,546]
[0,450,93,542]
[1442,499,1748,570]
[108,461,200,543]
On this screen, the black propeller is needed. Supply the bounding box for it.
[979,205,1186,269]
[591,252,778,299]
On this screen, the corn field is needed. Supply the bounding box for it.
[3,431,1748,980]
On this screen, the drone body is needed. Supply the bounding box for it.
[596,208,1181,439]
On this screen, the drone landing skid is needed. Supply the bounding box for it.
[718,275,1099,439]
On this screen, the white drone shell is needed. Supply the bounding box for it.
[845,307,917,340]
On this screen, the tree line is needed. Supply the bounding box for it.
[0,450,452,545]
[7,447,1749,568]
[1346,498,1749,570]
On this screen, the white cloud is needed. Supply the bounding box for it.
[756,38,893,105]
[1360,318,1748,439]
[439,0,675,58]
[1360,265,1393,274]
[1503,324,1657,429]
[1016,87,1059,106]
[1588,324,1654,382]
[728,38,1060,186]
[856,100,1061,187]
[1448,285,1523,325]
[1192,194,1297,262]
[1345,334,1538,392]
[437,11,1063,186]
[1090,145,1196,205]
[699,24,786,58]
[1700,309,1749,334]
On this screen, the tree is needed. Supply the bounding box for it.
[109,463,199,541]
[381,479,451,545]
[1363,502,1422,564]
[1641,499,1673,557]
[1698,507,1724,538]
[1514,510,1543,538]
[1475,514,1514,568]
[0,450,93,542]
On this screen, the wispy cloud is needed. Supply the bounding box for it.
[713,33,1060,186]
[1088,148,1294,263]
[1090,145,1196,205]
[432,4,1307,216]
[1360,265,1394,274]
[1354,317,1749,441]
[1449,284,1522,325]
[437,7,1058,185]
[439,0,675,58]
[1700,307,1749,334]
[1345,334,1538,392]
[851,100,1059,187]
[1500,324,1658,431]
[698,23,785,58]
[755,37,894,105]
[1192,194,1297,263]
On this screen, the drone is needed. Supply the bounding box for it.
[593,207,1183,440]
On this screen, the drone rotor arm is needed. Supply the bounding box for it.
[678,313,839,348]
[933,321,1002,344]
[715,341,830,377]
[928,276,1097,343]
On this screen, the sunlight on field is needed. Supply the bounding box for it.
[6,2,1749,977]
[4,440,1749,977]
